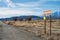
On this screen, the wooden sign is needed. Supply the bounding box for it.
[43,10,52,16]
[43,10,52,35]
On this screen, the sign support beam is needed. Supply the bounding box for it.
[43,10,52,36]
[50,15,52,36]
[44,16,46,34]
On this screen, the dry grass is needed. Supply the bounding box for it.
[4,20,60,40]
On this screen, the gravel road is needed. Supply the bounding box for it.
[0,21,44,40]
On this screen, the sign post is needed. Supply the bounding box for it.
[50,15,52,36]
[43,10,52,35]
[44,16,46,34]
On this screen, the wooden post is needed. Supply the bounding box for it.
[44,16,46,34]
[50,15,51,36]
[43,10,52,35]
[57,34,60,40]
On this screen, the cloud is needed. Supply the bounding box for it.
[2,0,16,8]
[0,0,52,8]
[0,0,60,8]
[0,8,42,18]
[15,3,39,8]
[0,0,40,8]
[0,0,43,18]
[0,0,59,18]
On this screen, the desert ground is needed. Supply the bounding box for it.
[4,19,60,40]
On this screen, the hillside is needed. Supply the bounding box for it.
[0,11,60,21]
[0,15,43,21]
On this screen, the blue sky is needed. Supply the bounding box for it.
[0,0,60,18]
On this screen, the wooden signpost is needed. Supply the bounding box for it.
[43,16,46,34]
[43,10,52,35]
[43,10,52,16]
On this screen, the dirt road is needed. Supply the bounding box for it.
[0,21,43,40]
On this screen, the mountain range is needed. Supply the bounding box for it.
[51,12,60,19]
[0,12,60,21]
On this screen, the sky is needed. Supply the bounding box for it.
[0,0,60,18]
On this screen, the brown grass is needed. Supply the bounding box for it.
[4,20,60,40]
